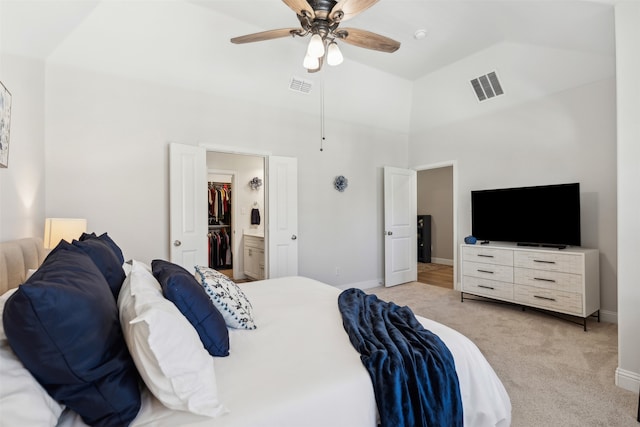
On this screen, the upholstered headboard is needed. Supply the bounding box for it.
[0,238,47,295]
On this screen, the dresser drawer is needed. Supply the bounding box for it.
[514,267,582,293]
[244,235,264,250]
[514,251,583,274]
[463,261,513,283]
[462,246,513,266]
[463,276,514,300]
[514,285,582,315]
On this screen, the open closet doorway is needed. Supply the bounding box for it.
[416,163,456,289]
[207,152,265,282]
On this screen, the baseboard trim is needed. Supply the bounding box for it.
[616,367,640,393]
[335,279,381,291]
[600,309,617,324]
[430,257,453,266]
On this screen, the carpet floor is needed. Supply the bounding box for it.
[367,281,639,426]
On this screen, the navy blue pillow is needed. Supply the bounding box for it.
[3,241,141,426]
[151,260,229,357]
[73,238,126,298]
[80,232,125,265]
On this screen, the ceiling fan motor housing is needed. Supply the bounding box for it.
[308,0,339,20]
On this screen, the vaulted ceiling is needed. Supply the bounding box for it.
[1,0,615,81]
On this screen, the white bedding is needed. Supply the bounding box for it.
[59,276,510,427]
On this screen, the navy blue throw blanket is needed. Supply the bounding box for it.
[338,288,463,427]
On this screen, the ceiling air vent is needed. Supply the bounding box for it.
[289,76,313,94]
[470,71,504,102]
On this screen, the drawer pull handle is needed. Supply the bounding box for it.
[478,254,494,258]
[534,260,556,264]
[534,295,556,302]
[534,277,556,283]
[477,269,494,274]
[478,285,495,290]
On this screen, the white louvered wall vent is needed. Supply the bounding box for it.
[289,76,313,94]
[470,71,504,102]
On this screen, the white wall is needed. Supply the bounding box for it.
[40,1,411,287]
[44,63,408,285]
[410,41,615,134]
[615,1,640,394]
[296,124,407,287]
[409,44,618,318]
[0,54,46,241]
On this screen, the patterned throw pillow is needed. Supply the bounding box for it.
[194,266,256,330]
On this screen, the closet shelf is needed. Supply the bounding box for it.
[209,224,230,229]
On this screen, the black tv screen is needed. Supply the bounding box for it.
[471,183,581,247]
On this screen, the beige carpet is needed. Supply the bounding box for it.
[367,281,639,427]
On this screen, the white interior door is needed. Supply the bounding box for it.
[267,156,298,278]
[169,143,208,271]
[384,166,417,287]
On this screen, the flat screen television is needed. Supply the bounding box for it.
[471,183,581,248]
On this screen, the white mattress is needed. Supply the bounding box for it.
[59,277,510,427]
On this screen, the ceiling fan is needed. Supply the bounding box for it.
[230,0,400,72]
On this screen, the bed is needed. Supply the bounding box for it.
[0,237,511,427]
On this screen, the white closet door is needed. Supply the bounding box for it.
[267,156,298,278]
[169,143,208,271]
[384,166,417,287]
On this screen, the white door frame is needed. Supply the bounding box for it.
[200,144,273,277]
[207,169,239,279]
[413,160,459,290]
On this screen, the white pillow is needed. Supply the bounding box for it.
[25,268,38,280]
[194,266,257,330]
[0,289,65,425]
[118,260,227,417]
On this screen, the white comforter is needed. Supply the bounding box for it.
[59,277,511,427]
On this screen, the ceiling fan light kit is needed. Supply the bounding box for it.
[307,33,326,58]
[303,53,320,69]
[326,41,344,66]
[230,0,400,73]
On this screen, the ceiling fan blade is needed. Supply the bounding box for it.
[330,0,379,22]
[231,28,299,44]
[339,28,400,53]
[282,0,315,18]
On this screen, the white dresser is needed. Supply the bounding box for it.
[461,243,600,330]
[243,233,265,280]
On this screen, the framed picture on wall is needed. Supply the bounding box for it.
[0,80,12,168]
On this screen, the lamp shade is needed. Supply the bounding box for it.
[327,41,343,66]
[307,33,325,58]
[44,218,87,249]
[303,53,320,70]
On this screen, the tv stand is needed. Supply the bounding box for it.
[460,243,600,330]
[541,244,567,250]
[516,242,567,250]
